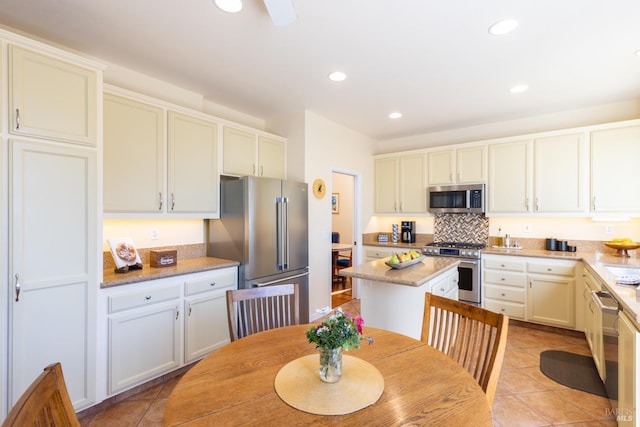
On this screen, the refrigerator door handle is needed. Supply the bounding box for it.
[252,272,309,287]
[283,197,290,269]
[276,197,284,270]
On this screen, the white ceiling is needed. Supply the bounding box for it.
[0,0,639,140]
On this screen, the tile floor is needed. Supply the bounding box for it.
[78,298,617,426]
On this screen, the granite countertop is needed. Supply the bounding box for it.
[101,257,239,288]
[339,257,459,287]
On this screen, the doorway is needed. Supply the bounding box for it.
[331,171,356,308]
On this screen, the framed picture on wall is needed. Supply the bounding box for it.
[331,193,339,214]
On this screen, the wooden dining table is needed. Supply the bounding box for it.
[162,324,493,426]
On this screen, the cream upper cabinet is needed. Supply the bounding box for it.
[456,146,486,184]
[222,126,285,179]
[374,156,399,213]
[8,45,97,146]
[488,140,531,213]
[533,133,586,213]
[428,146,485,185]
[591,124,640,213]
[427,150,454,185]
[167,111,218,215]
[103,93,164,213]
[374,153,426,214]
[258,136,285,179]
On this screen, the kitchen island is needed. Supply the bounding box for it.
[339,257,459,339]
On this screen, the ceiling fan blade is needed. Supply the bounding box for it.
[263,0,297,26]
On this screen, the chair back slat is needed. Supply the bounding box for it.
[421,294,509,405]
[2,363,80,427]
[226,283,300,341]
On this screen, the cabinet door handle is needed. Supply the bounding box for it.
[15,108,21,130]
[210,282,216,287]
[176,307,180,320]
[529,281,532,288]
[171,193,175,211]
[252,164,256,175]
[145,295,151,300]
[14,274,21,302]
[188,306,192,317]
[158,192,163,211]
[592,197,597,211]
[535,198,540,211]
[260,165,264,176]
[501,293,506,297]
[525,198,529,211]
[400,202,404,212]
[547,268,552,272]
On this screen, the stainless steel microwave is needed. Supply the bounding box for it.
[427,184,485,214]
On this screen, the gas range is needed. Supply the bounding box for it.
[422,242,485,259]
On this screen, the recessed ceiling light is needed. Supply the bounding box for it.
[509,84,529,94]
[389,112,402,119]
[328,71,347,82]
[489,19,519,36]
[214,0,242,13]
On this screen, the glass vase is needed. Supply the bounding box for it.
[319,347,342,383]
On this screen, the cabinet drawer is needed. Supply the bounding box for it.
[527,262,575,277]
[185,268,237,296]
[484,257,525,272]
[484,270,527,287]
[109,284,181,313]
[484,284,525,303]
[484,298,525,319]
[365,249,392,259]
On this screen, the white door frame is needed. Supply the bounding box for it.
[331,168,361,299]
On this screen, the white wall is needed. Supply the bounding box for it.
[305,111,375,319]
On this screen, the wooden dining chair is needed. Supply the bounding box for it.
[420,294,509,405]
[2,362,80,427]
[226,283,299,341]
[335,249,352,286]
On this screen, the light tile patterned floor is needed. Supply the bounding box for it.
[78,298,617,426]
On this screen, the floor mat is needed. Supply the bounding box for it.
[540,350,615,398]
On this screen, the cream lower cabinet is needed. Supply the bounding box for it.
[618,310,639,426]
[184,269,237,363]
[527,260,576,329]
[108,282,182,394]
[363,246,395,263]
[430,268,459,300]
[482,255,577,329]
[581,267,601,365]
[482,255,527,320]
[107,267,237,394]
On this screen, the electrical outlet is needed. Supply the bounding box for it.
[523,224,532,233]
[151,228,159,240]
[605,225,614,236]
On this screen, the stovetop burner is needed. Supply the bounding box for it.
[426,242,486,250]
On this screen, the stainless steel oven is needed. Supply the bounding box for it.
[423,242,483,305]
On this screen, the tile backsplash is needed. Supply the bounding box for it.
[434,213,489,245]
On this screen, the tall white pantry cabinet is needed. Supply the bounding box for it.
[0,29,103,416]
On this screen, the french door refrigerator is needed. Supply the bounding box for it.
[207,176,309,322]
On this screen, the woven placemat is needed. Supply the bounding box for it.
[274,354,384,415]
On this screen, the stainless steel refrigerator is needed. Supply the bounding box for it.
[207,176,309,322]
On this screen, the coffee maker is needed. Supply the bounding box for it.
[401,221,416,243]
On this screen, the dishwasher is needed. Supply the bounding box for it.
[592,290,619,409]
